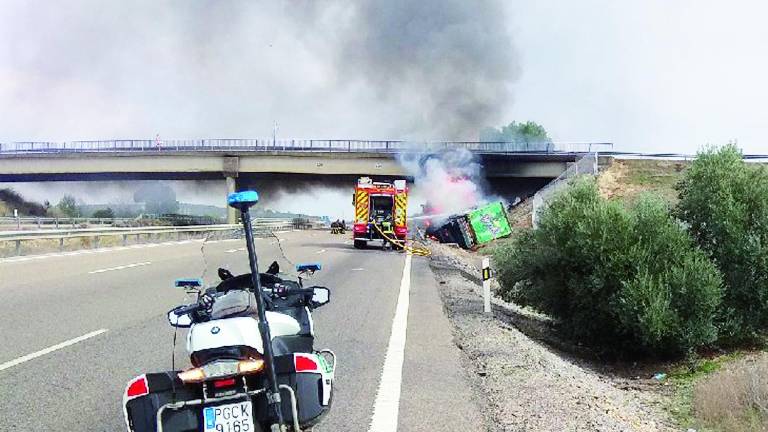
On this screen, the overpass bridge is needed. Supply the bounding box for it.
[0,139,613,222]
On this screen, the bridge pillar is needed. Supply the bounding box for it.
[223,157,240,224]
[226,176,237,223]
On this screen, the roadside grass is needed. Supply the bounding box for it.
[665,350,768,432]
[598,159,688,203]
[689,353,768,432]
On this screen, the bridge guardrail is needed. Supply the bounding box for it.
[0,139,614,155]
[0,218,299,257]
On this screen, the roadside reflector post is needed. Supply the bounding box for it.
[482,257,492,313]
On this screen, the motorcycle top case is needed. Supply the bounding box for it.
[124,355,331,432]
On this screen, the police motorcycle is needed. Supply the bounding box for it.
[123,191,335,432]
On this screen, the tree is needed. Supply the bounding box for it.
[57,195,81,217]
[133,183,179,215]
[92,208,115,219]
[676,144,768,343]
[479,121,551,144]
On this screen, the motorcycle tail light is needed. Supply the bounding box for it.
[237,358,265,374]
[178,367,206,383]
[213,378,237,388]
[294,354,319,372]
[125,375,149,398]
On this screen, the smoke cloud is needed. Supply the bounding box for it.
[303,0,520,139]
[0,1,518,141]
[399,148,487,217]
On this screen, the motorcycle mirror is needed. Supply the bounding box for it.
[310,286,331,308]
[167,309,192,327]
[218,268,234,280]
[266,261,280,275]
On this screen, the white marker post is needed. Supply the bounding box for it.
[482,257,491,313]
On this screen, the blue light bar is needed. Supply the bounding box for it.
[175,278,203,288]
[227,190,259,206]
[296,263,322,272]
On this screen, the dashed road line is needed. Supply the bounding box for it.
[368,253,412,432]
[225,247,246,253]
[315,249,327,254]
[88,262,152,274]
[0,329,108,372]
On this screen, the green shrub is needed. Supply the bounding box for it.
[676,145,768,342]
[92,208,115,219]
[494,178,722,355]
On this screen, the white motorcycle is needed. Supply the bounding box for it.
[123,190,335,432]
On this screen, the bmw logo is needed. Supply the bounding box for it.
[211,326,220,334]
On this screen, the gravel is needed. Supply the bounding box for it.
[427,243,676,432]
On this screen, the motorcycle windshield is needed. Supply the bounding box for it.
[198,220,298,293]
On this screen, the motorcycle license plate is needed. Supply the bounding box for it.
[202,401,254,432]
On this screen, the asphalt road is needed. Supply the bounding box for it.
[0,230,480,431]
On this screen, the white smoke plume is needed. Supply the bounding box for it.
[399,148,487,218]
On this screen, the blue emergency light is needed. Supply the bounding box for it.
[227,190,259,210]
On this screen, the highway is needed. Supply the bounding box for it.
[0,230,481,431]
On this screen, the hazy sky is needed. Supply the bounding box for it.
[1,1,766,153]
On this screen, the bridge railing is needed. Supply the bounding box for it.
[0,139,613,155]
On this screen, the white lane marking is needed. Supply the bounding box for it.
[315,249,326,254]
[0,329,108,372]
[88,261,151,274]
[352,268,365,271]
[225,247,246,253]
[368,253,412,432]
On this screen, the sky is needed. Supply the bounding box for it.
[1,1,767,215]
[1,0,766,154]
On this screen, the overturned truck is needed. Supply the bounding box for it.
[425,201,512,249]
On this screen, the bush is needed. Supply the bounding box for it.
[92,208,115,219]
[494,177,722,355]
[676,145,768,343]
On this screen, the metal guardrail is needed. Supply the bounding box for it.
[0,219,300,256]
[0,216,300,230]
[0,216,135,229]
[0,139,613,155]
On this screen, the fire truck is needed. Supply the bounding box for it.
[352,177,408,249]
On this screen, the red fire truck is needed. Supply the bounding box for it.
[352,177,408,249]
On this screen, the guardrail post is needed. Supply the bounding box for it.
[36,217,41,228]
[15,240,21,256]
[94,236,100,249]
[55,218,59,228]
[122,234,128,247]
[59,238,65,251]
[16,215,20,230]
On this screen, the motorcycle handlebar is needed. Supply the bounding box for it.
[173,303,201,316]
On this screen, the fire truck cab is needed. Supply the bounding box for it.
[352,177,408,249]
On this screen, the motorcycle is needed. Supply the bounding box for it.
[122,190,336,432]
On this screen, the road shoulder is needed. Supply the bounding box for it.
[397,255,486,431]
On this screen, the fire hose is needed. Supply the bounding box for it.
[371,223,431,257]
